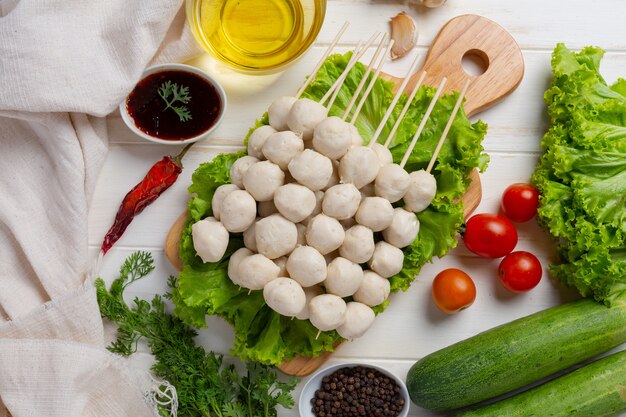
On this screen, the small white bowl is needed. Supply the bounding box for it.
[119,63,227,145]
[298,362,410,417]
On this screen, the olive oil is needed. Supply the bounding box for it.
[187,0,325,73]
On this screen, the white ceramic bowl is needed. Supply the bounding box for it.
[119,63,227,145]
[298,362,410,417]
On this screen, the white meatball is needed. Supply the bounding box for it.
[355,197,394,232]
[301,190,324,226]
[243,218,259,252]
[383,208,420,248]
[368,241,404,278]
[296,285,324,320]
[211,184,239,221]
[324,257,364,297]
[287,98,328,140]
[404,169,437,213]
[262,131,304,170]
[337,302,376,340]
[243,161,285,202]
[339,225,375,264]
[323,160,340,191]
[309,294,347,332]
[228,248,253,287]
[359,182,375,198]
[220,190,257,233]
[247,125,276,159]
[286,246,327,287]
[306,214,345,255]
[339,146,380,189]
[375,164,411,203]
[288,149,333,191]
[230,156,259,188]
[312,116,352,159]
[274,183,316,223]
[263,278,306,317]
[353,271,391,306]
[191,217,229,263]
[273,256,289,277]
[255,214,297,259]
[349,124,364,147]
[268,96,297,131]
[296,223,307,246]
[322,183,361,220]
[237,254,280,290]
[371,142,394,167]
[258,200,278,217]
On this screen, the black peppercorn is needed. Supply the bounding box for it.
[311,366,405,417]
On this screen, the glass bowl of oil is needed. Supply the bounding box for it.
[186,0,326,74]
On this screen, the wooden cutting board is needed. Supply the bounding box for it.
[165,14,524,376]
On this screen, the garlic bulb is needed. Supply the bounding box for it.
[390,12,417,60]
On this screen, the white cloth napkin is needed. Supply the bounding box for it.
[0,1,201,415]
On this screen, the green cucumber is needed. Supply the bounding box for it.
[406,298,626,411]
[454,349,626,417]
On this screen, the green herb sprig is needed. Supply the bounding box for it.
[158,81,192,122]
[96,251,297,417]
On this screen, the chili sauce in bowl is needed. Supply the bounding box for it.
[120,63,226,144]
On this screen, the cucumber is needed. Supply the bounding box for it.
[406,298,626,411]
[454,349,626,417]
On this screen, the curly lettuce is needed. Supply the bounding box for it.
[173,52,488,365]
[532,44,626,305]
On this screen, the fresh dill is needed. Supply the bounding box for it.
[158,81,192,122]
[96,251,297,417]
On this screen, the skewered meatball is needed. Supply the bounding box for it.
[309,294,347,332]
[288,149,333,191]
[286,245,327,287]
[339,224,375,264]
[228,247,254,287]
[262,131,304,170]
[220,190,257,233]
[237,253,280,290]
[295,285,324,320]
[247,125,276,159]
[255,214,297,259]
[368,241,404,278]
[268,96,297,131]
[312,116,352,159]
[353,270,391,306]
[287,98,328,140]
[404,169,437,213]
[355,196,394,232]
[339,146,380,189]
[274,183,316,223]
[383,208,420,248]
[322,183,361,220]
[211,184,239,221]
[337,302,376,340]
[324,257,364,297]
[229,156,259,188]
[371,142,393,167]
[306,214,345,255]
[263,278,306,317]
[375,163,411,203]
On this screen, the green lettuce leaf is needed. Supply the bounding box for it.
[175,52,488,364]
[532,43,626,305]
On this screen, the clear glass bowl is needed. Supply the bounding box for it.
[186,0,326,74]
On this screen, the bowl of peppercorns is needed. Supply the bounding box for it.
[298,363,409,417]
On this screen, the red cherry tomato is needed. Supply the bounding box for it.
[498,251,542,292]
[501,183,540,222]
[463,214,518,258]
[432,268,476,314]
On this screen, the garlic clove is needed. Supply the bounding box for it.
[390,12,417,60]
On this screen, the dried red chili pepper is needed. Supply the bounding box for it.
[101,143,194,254]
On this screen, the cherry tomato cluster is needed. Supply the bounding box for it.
[431,183,542,314]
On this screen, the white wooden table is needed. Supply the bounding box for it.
[89,1,626,415]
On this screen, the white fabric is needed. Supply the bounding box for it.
[0,0,201,415]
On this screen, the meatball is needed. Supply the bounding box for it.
[337,302,376,340]
[355,196,394,232]
[339,225,375,264]
[229,156,259,188]
[274,183,316,223]
[263,278,306,317]
[191,217,229,263]
[368,241,404,278]
[228,247,254,287]
[308,294,347,332]
[404,169,437,213]
[242,160,285,202]
[353,270,391,306]
[287,98,328,140]
[383,208,420,248]
[339,146,380,189]
[255,214,298,259]
[220,190,257,233]
[262,131,304,170]
[306,214,345,255]
[237,254,280,290]
[322,183,361,220]
[375,163,411,203]
[312,116,352,159]
[211,184,239,221]
[268,96,297,131]
[286,245,327,287]
[247,125,276,159]
[324,257,364,297]
[288,149,333,191]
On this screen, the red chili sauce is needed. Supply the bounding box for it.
[126,70,222,140]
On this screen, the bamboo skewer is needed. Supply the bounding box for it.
[426,79,471,173]
[295,21,350,99]
[400,77,447,169]
[341,33,389,120]
[348,39,395,125]
[367,53,422,148]
[382,71,427,148]
[321,31,380,106]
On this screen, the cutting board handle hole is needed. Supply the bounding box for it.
[461,49,489,77]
